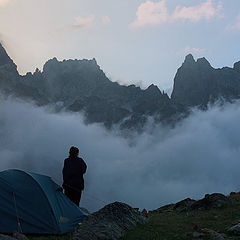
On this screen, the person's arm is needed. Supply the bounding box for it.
[80,158,87,174]
[62,159,68,186]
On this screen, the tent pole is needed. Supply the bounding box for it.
[12,192,23,233]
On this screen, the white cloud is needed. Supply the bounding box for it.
[0,0,9,7]
[130,0,168,28]
[130,0,223,28]
[177,46,206,56]
[226,14,240,31]
[172,0,223,22]
[102,16,111,25]
[74,15,95,28]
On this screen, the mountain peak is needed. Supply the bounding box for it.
[184,54,195,63]
[146,84,160,92]
[0,43,15,67]
[234,61,240,73]
[144,84,162,98]
[196,57,212,68]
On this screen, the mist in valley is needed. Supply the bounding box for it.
[1,95,240,212]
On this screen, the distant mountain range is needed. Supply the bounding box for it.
[0,43,240,130]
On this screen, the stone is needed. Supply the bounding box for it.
[228,223,240,235]
[201,228,228,240]
[141,208,148,218]
[173,198,196,212]
[12,233,29,240]
[191,193,232,210]
[150,204,175,214]
[189,222,198,231]
[193,231,204,238]
[73,202,147,240]
[0,235,16,240]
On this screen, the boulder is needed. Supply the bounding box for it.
[191,193,232,210]
[12,233,28,240]
[0,235,16,240]
[0,232,29,240]
[201,228,229,240]
[174,198,196,212]
[73,202,147,240]
[192,231,204,238]
[228,223,240,235]
[141,208,148,218]
[150,203,175,214]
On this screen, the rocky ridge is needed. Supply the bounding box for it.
[0,44,240,130]
[171,54,240,107]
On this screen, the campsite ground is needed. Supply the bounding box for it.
[120,193,240,240]
[27,193,240,240]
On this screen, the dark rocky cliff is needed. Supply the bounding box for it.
[0,44,240,130]
[171,54,240,107]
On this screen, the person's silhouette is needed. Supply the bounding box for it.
[62,146,87,206]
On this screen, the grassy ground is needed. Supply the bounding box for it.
[120,194,240,240]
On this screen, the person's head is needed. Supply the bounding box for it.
[69,146,79,158]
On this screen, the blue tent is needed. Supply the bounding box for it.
[0,169,88,234]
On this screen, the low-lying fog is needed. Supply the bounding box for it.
[1,96,240,212]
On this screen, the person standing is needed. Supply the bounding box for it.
[62,146,87,206]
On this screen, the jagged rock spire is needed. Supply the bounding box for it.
[183,54,195,65]
[0,43,14,66]
[234,61,240,73]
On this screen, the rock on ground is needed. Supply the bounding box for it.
[150,193,233,214]
[228,223,240,236]
[73,202,147,240]
[149,204,175,214]
[191,193,233,210]
[201,228,229,240]
[174,198,196,212]
[0,235,17,240]
[0,234,28,240]
[12,233,28,240]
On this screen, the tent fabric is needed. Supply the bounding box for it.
[0,169,88,234]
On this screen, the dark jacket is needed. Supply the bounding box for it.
[62,156,87,190]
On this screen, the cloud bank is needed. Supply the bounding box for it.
[1,96,240,212]
[130,0,223,28]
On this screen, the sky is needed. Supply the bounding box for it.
[0,0,240,93]
[1,96,240,212]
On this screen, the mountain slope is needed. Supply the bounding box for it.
[0,44,184,130]
[0,44,240,130]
